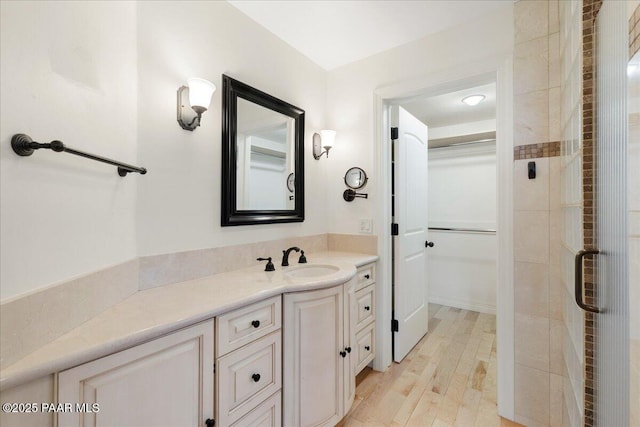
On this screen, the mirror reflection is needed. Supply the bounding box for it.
[236,98,295,210]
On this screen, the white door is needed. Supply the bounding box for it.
[392,106,430,362]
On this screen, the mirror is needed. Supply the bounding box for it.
[344,167,368,189]
[222,75,305,226]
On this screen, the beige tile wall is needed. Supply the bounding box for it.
[513,1,562,426]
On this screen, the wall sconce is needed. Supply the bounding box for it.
[313,129,336,159]
[177,78,216,131]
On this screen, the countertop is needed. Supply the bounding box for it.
[0,251,377,391]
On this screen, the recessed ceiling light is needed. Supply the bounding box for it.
[461,95,485,106]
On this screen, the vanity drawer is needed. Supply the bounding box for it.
[355,322,375,374]
[216,295,281,357]
[217,331,282,426]
[356,263,375,290]
[230,391,281,427]
[355,285,375,330]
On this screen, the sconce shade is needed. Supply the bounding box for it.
[313,129,336,160]
[320,129,336,148]
[178,77,216,131]
[188,78,216,110]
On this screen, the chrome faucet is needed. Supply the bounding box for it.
[281,246,300,266]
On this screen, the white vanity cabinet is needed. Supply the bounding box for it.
[283,279,356,427]
[215,295,282,427]
[354,262,376,374]
[57,320,215,427]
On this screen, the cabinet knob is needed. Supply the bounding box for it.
[364,305,370,311]
[340,351,347,358]
[205,419,215,427]
[252,373,261,382]
[425,241,434,248]
[251,320,260,328]
[365,345,370,351]
[345,346,352,353]
[364,274,370,279]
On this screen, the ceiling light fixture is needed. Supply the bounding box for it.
[461,95,486,106]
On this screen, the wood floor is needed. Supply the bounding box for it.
[340,304,523,427]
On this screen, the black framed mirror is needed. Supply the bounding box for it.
[221,75,305,226]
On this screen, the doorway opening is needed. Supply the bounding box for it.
[372,61,514,418]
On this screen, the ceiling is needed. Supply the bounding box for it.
[401,82,496,129]
[228,0,509,71]
[228,1,499,138]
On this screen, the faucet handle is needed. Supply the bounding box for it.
[257,257,275,271]
[299,250,307,264]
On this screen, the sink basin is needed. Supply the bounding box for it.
[284,264,340,278]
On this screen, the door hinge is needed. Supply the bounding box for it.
[392,319,399,332]
[391,127,398,140]
[391,223,399,236]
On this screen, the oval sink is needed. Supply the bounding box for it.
[284,264,340,278]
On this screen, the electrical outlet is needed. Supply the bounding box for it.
[359,218,373,233]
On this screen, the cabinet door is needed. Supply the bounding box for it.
[343,279,356,412]
[283,286,344,427]
[58,321,214,427]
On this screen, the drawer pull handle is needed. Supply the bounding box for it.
[251,320,260,328]
[364,305,370,311]
[364,274,370,279]
[340,351,347,358]
[252,373,261,382]
[205,418,215,427]
[365,345,370,351]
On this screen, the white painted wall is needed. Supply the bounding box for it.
[427,142,497,313]
[0,1,138,300]
[135,1,327,256]
[324,4,513,236]
[0,1,328,301]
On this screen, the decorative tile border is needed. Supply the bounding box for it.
[513,141,561,160]
[582,1,603,425]
[631,3,640,59]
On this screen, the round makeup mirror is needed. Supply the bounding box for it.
[344,167,368,189]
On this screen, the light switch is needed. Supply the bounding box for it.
[359,218,373,233]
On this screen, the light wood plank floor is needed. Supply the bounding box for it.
[340,304,523,427]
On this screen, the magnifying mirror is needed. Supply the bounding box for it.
[344,167,367,189]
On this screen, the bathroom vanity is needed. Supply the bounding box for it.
[0,253,377,427]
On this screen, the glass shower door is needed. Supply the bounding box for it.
[593,1,630,425]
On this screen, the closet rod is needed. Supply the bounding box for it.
[429,138,496,150]
[11,134,147,177]
[428,227,496,234]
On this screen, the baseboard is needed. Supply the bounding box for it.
[429,296,496,315]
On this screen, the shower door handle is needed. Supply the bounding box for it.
[574,249,601,313]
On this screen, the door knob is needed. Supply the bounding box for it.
[425,241,434,248]
[340,351,347,358]
[252,373,261,382]
[365,345,370,351]
[205,419,215,427]
[251,320,260,328]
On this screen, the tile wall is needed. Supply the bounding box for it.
[559,2,586,426]
[513,1,563,426]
